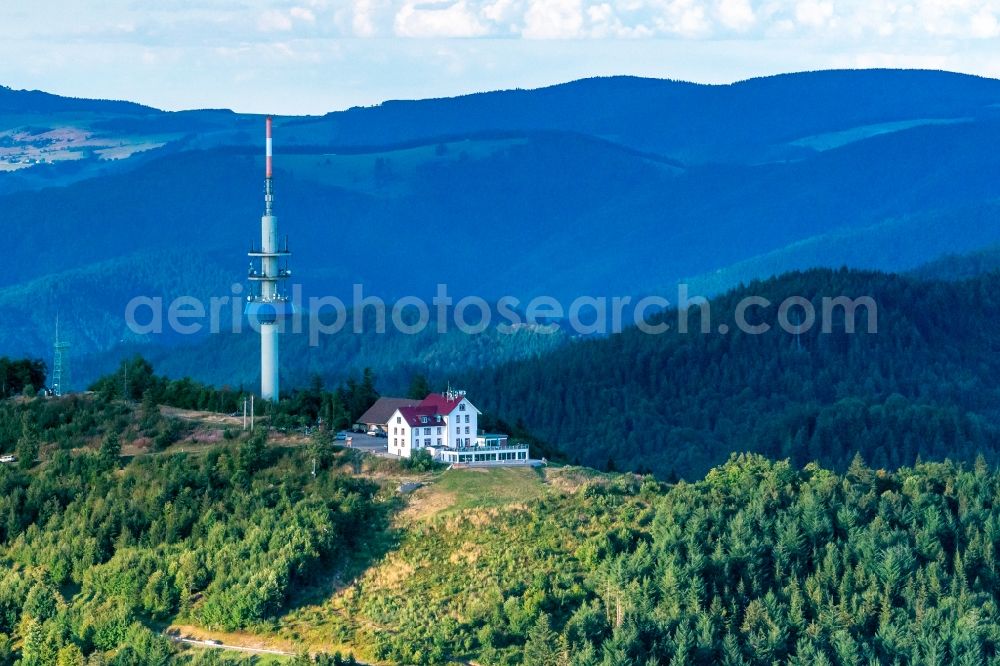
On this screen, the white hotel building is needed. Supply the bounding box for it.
[387,390,529,465]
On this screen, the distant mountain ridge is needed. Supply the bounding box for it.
[5,69,999,160]
[908,243,1000,281]
[0,84,155,114]
[1,69,999,376]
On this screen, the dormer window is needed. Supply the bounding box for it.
[421,416,428,424]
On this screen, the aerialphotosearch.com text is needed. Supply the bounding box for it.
[124,282,878,345]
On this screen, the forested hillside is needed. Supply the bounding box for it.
[3,382,1000,665]
[909,244,1000,281]
[308,455,1000,666]
[467,268,1000,478]
[0,391,386,664]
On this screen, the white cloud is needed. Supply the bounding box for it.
[652,0,712,37]
[353,0,379,36]
[394,1,490,37]
[794,0,833,28]
[970,8,1000,38]
[717,0,755,31]
[523,0,585,38]
[13,0,1000,48]
[586,2,616,35]
[257,9,294,32]
[482,0,522,24]
[585,2,656,36]
[290,7,317,23]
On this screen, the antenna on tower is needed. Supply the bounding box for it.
[52,314,71,397]
[245,115,292,402]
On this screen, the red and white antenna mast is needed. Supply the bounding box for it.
[246,116,291,402]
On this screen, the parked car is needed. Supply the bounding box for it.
[0,455,16,464]
[335,431,348,441]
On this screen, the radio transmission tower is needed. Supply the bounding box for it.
[52,315,71,396]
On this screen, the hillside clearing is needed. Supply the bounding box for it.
[399,466,547,522]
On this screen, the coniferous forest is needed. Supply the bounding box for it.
[345,455,1000,666]
[0,265,999,663]
[3,381,1000,664]
[0,391,383,664]
[467,268,1000,479]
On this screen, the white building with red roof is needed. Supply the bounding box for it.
[387,389,529,465]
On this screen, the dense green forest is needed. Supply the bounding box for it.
[0,389,384,664]
[1,265,1000,662]
[268,454,1000,666]
[86,355,380,434]
[2,369,1000,663]
[466,268,1000,478]
[448,454,1000,666]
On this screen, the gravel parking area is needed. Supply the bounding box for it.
[340,432,389,454]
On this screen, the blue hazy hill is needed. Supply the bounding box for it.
[0,85,154,115]
[0,69,999,384]
[284,69,1000,161]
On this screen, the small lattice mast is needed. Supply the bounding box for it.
[52,315,70,396]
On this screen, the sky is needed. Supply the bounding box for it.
[1,0,999,115]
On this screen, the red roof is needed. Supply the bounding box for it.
[392,393,478,427]
[419,392,466,413]
[396,405,446,427]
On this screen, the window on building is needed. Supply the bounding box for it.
[456,426,461,434]
[396,416,401,423]
[459,403,466,411]
[424,438,431,447]
[424,427,430,435]
[437,438,442,446]
[465,414,470,423]
[437,427,442,434]
[465,426,470,434]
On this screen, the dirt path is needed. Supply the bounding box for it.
[167,634,295,657]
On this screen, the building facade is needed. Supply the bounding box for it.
[387,390,529,465]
